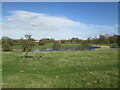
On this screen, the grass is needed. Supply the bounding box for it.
[2,48,118,88]
[92,43,118,47]
[0,51,2,89]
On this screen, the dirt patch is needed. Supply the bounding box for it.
[92,45,110,48]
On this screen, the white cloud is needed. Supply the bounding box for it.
[2,10,118,40]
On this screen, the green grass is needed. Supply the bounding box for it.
[32,43,53,49]
[0,51,2,89]
[2,48,118,88]
[92,43,118,46]
[12,44,22,50]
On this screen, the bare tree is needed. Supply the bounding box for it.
[22,34,34,58]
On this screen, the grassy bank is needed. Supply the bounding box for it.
[2,48,118,88]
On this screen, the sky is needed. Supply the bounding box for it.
[2,2,118,40]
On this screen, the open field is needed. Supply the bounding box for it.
[2,48,118,88]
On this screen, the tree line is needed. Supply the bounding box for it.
[1,34,120,52]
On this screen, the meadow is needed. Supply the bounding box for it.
[2,48,118,88]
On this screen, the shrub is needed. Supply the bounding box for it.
[39,40,46,45]
[53,42,61,51]
[2,43,12,51]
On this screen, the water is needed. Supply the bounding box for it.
[110,46,119,48]
[31,46,101,52]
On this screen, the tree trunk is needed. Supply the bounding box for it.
[24,44,31,59]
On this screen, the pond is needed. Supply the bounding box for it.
[31,46,101,52]
[110,46,119,48]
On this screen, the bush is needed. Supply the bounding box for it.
[2,43,12,51]
[2,36,14,46]
[39,40,46,45]
[53,42,61,51]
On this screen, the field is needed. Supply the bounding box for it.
[2,48,118,88]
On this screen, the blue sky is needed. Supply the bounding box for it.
[2,2,118,40]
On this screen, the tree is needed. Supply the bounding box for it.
[93,36,99,44]
[39,38,55,45]
[49,38,55,43]
[0,39,2,45]
[99,34,110,44]
[2,43,12,51]
[53,42,61,51]
[21,34,35,58]
[109,35,118,44]
[61,40,66,44]
[70,37,81,44]
[87,37,94,44]
[21,39,28,52]
[2,36,13,51]
[39,39,47,45]
[2,36,14,46]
